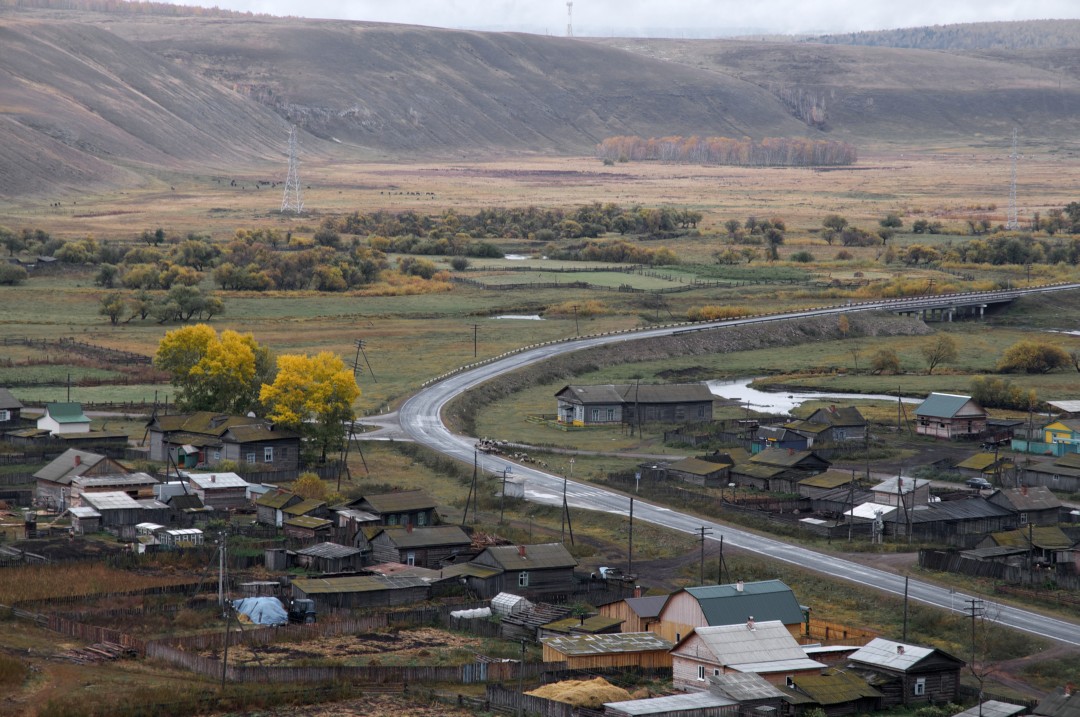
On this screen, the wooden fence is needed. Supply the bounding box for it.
[801,619,877,646]
[0,472,34,485]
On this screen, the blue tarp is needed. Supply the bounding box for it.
[232,597,288,626]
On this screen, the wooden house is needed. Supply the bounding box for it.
[538,614,623,640]
[598,594,668,633]
[80,491,146,528]
[1040,418,1080,455]
[369,525,471,568]
[605,691,739,717]
[667,457,734,488]
[1033,686,1080,717]
[185,472,251,511]
[290,574,429,611]
[68,506,101,535]
[732,449,830,493]
[37,403,90,436]
[0,388,24,432]
[33,449,128,510]
[753,425,809,453]
[905,499,1015,548]
[671,619,826,691]
[780,667,884,717]
[847,638,964,706]
[281,498,329,523]
[1016,454,1080,494]
[798,470,858,500]
[555,383,714,427]
[987,486,1063,526]
[146,411,300,472]
[541,632,673,669]
[915,394,987,440]
[955,453,1014,481]
[436,561,505,599]
[255,490,303,527]
[283,515,333,542]
[347,490,437,527]
[802,406,867,443]
[708,672,789,712]
[294,542,365,572]
[871,477,932,508]
[470,543,578,601]
[656,579,806,645]
[977,525,1074,565]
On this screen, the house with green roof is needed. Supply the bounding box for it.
[915,393,987,440]
[147,411,300,472]
[656,579,807,645]
[37,402,89,436]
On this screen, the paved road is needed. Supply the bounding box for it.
[397,286,1080,646]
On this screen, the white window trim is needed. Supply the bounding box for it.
[914,678,926,696]
[246,452,256,464]
[518,571,529,587]
[264,446,274,463]
[697,665,706,681]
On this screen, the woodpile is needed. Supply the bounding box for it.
[57,641,136,664]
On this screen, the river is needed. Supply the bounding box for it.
[707,377,918,414]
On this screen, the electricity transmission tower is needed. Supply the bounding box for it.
[566,1,573,37]
[1006,128,1019,230]
[281,125,304,214]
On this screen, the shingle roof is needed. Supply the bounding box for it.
[375,525,470,549]
[680,579,804,627]
[915,393,984,419]
[359,490,436,514]
[476,543,577,570]
[989,486,1062,512]
[543,632,673,657]
[786,668,883,705]
[44,402,89,424]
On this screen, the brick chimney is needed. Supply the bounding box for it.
[210,474,216,483]
[746,616,755,631]
[518,545,527,558]
[74,455,81,466]
[406,522,413,533]
[1021,485,1028,496]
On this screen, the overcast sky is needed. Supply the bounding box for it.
[160,0,1079,36]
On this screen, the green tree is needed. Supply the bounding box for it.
[880,213,903,229]
[0,263,27,285]
[154,324,274,413]
[292,472,330,501]
[920,334,958,375]
[99,292,126,325]
[821,214,848,245]
[260,352,360,462]
[0,227,25,256]
[95,264,120,288]
[997,340,1070,374]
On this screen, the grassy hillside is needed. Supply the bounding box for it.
[810,19,1080,51]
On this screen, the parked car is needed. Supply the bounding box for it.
[965,477,993,490]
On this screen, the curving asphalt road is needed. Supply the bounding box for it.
[398,285,1080,646]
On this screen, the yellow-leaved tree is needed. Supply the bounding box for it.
[260,352,360,462]
[154,324,274,413]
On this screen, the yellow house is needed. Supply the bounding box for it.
[1043,419,1080,452]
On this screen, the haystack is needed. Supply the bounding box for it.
[527,677,631,708]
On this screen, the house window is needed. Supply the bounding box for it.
[264,447,274,463]
[606,408,615,421]
[212,451,221,461]
[714,668,721,677]
[591,408,600,422]
[518,571,529,587]
[406,551,416,566]
[246,452,256,464]
[914,678,926,696]
[416,511,428,526]
[697,665,706,681]
[698,406,705,418]
[387,515,398,526]
[0,410,9,421]
[1019,512,1028,525]
[675,633,681,643]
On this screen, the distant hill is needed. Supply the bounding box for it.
[5,6,1080,200]
[808,19,1080,51]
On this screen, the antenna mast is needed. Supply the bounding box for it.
[1006,128,1019,230]
[566,1,573,37]
[281,125,304,214]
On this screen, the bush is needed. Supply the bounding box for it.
[687,305,751,321]
[450,256,470,271]
[789,250,814,263]
[0,263,27,285]
[997,340,1070,374]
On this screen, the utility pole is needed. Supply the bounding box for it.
[627,497,634,575]
[572,304,579,335]
[500,465,512,524]
[517,638,527,717]
[1007,127,1019,230]
[902,575,910,641]
[353,339,377,383]
[281,125,303,214]
[698,526,713,584]
[472,324,479,358]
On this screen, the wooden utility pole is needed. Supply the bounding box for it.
[698,526,712,584]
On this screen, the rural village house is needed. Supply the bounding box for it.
[70,472,158,505]
[785,405,867,446]
[915,393,987,440]
[290,574,430,611]
[598,594,668,633]
[0,388,24,431]
[185,472,251,511]
[293,542,365,573]
[147,411,300,471]
[37,402,90,436]
[33,448,128,510]
[671,619,827,691]
[665,456,735,488]
[779,667,884,717]
[754,425,810,452]
[1016,453,1080,494]
[369,525,471,568]
[731,448,831,493]
[955,452,1014,480]
[656,579,807,645]
[345,490,438,527]
[555,383,714,427]
[541,632,674,670]
[255,490,303,527]
[283,515,334,542]
[987,485,1063,526]
[797,470,858,500]
[846,638,964,706]
[470,543,578,601]
[1033,686,1080,717]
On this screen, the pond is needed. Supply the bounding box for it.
[707,377,918,414]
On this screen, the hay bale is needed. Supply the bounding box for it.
[527,677,631,708]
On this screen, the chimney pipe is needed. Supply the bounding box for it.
[74,455,81,466]
[518,545,526,558]
[210,474,216,483]
[1064,683,1073,697]
[747,616,755,631]
[1021,485,1028,496]
[897,645,905,655]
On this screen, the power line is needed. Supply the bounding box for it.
[1006,128,1019,230]
[281,125,304,215]
[566,1,573,37]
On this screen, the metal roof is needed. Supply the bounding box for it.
[44,402,89,423]
[624,594,668,619]
[81,491,143,510]
[1047,400,1080,414]
[73,472,158,488]
[1033,688,1080,717]
[291,574,429,594]
[915,393,984,419]
[953,701,1028,717]
[849,638,937,671]
[847,502,897,520]
[69,506,101,518]
[335,508,380,523]
[674,619,817,666]
[543,632,673,657]
[295,542,363,559]
[907,499,1013,524]
[682,579,804,627]
[186,472,251,489]
[709,672,788,702]
[365,563,444,580]
[871,477,930,495]
[731,658,829,674]
[605,691,736,716]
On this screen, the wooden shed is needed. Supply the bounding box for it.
[847,638,964,706]
[598,594,668,633]
[369,525,471,568]
[290,574,429,611]
[294,542,365,573]
[605,691,739,717]
[540,632,673,669]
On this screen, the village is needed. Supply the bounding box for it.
[0,378,1077,717]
